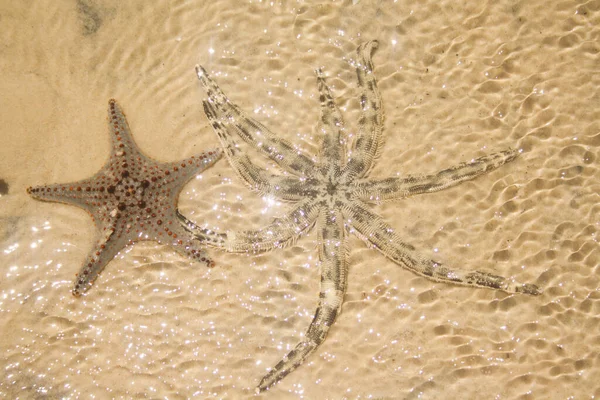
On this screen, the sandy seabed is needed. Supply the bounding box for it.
[0,1,599,399]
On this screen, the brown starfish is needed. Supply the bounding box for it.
[28,99,222,296]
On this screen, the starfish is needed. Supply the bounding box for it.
[28,99,222,296]
[180,41,541,391]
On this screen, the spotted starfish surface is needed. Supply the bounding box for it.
[180,41,541,391]
[28,99,222,296]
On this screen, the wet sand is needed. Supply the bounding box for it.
[0,1,598,398]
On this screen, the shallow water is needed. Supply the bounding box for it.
[1,0,599,398]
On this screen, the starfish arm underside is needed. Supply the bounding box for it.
[315,68,346,175]
[342,40,384,179]
[346,201,540,295]
[258,207,348,392]
[196,65,316,177]
[203,100,308,201]
[355,148,520,203]
[225,198,321,253]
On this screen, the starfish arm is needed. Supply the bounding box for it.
[71,223,123,296]
[258,207,347,392]
[342,41,383,179]
[355,148,520,203]
[226,198,321,253]
[346,200,541,295]
[203,100,308,201]
[157,149,222,188]
[107,99,146,159]
[315,68,346,175]
[196,65,316,177]
[159,220,217,268]
[27,99,157,212]
[27,178,106,214]
[176,209,227,248]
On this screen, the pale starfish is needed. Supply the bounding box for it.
[180,41,540,391]
[28,99,222,296]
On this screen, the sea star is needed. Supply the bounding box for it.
[180,41,540,391]
[28,99,222,296]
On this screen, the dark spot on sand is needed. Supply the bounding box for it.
[77,0,102,35]
[0,179,8,195]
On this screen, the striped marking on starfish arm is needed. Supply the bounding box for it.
[346,200,540,295]
[196,65,316,177]
[258,207,347,392]
[203,100,306,201]
[343,40,383,179]
[315,68,346,175]
[226,198,321,253]
[355,148,520,203]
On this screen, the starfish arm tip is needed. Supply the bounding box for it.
[257,374,276,393]
[518,283,542,296]
[72,278,91,297]
[196,65,208,80]
[26,185,58,201]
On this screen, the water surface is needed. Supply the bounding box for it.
[0,1,598,398]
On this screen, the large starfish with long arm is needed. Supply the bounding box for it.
[180,41,540,391]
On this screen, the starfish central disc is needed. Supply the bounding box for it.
[325,180,338,196]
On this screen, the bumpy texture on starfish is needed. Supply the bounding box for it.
[181,41,541,391]
[28,99,222,296]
